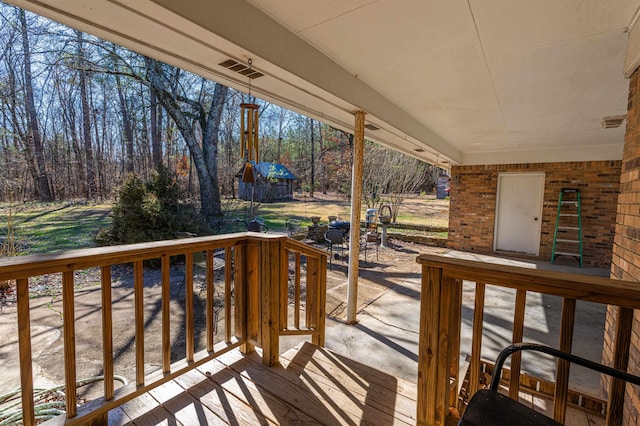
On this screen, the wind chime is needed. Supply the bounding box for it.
[240,59,259,183]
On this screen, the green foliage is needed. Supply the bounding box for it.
[96,167,208,245]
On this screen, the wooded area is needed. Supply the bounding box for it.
[0,5,434,226]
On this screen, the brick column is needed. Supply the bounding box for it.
[604,67,640,425]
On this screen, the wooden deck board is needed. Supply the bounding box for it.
[107,342,416,425]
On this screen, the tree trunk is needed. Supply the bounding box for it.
[145,58,225,223]
[76,30,97,198]
[19,9,52,201]
[150,88,163,168]
[309,118,315,197]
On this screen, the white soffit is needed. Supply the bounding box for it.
[7,0,640,166]
[250,0,638,164]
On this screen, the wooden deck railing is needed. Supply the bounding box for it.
[0,232,327,426]
[416,254,640,426]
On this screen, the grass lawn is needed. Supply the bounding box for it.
[0,202,112,254]
[0,194,448,255]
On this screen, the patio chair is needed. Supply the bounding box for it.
[459,342,640,426]
[325,228,347,270]
[360,224,379,263]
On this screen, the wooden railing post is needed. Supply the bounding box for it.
[233,242,254,354]
[418,265,457,426]
[261,239,280,366]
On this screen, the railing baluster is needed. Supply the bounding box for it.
[510,289,527,400]
[17,277,35,426]
[162,255,171,373]
[434,275,455,426]
[62,271,77,417]
[306,257,319,332]
[206,249,214,352]
[101,266,114,400]
[469,282,486,397]
[553,297,576,423]
[279,247,289,331]
[294,252,301,329]
[316,254,327,347]
[185,253,194,362]
[225,246,232,343]
[448,278,462,406]
[134,260,144,386]
[606,307,633,426]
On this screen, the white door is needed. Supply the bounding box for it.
[494,173,545,255]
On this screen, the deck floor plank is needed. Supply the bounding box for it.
[148,379,228,425]
[107,343,418,426]
[117,392,180,426]
[217,345,412,425]
[279,343,417,424]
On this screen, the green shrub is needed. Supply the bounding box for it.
[96,167,208,246]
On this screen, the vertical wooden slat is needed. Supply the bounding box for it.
[206,249,214,352]
[606,307,634,426]
[448,278,462,406]
[185,253,194,362]
[510,289,527,399]
[17,277,35,426]
[434,275,454,426]
[101,266,114,400]
[553,297,576,423]
[62,271,77,417]
[247,242,261,346]
[225,246,232,343]
[316,255,327,347]
[161,255,171,373]
[261,240,280,367]
[294,252,301,329]
[134,260,144,386]
[417,265,442,426]
[306,257,319,331]
[279,247,289,331]
[469,282,486,397]
[234,243,254,354]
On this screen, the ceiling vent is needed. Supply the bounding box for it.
[364,124,379,131]
[601,115,626,129]
[219,59,264,79]
[414,148,425,153]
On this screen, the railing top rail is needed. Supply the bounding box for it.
[0,233,287,280]
[417,254,640,310]
[282,238,329,258]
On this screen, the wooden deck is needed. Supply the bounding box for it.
[108,342,417,425]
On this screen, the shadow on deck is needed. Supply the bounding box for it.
[111,342,417,425]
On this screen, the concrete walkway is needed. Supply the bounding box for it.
[320,244,610,399]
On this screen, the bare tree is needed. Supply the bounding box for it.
[145,57,228,223]
[19,8,52,200]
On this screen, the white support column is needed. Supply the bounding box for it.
[347,110,365,324]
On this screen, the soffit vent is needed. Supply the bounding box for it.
[364,124,379,131]
[414,148,425,152]
[601,115,626,129]
[219,59,264,79]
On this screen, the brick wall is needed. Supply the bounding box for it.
[448,161,621,268]
[603,68,640,425]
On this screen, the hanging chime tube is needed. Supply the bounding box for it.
[247,108,254,161]
[240,105,245,158]
[254,109,259,162]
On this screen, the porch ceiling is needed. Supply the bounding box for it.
[8,0,640,167]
